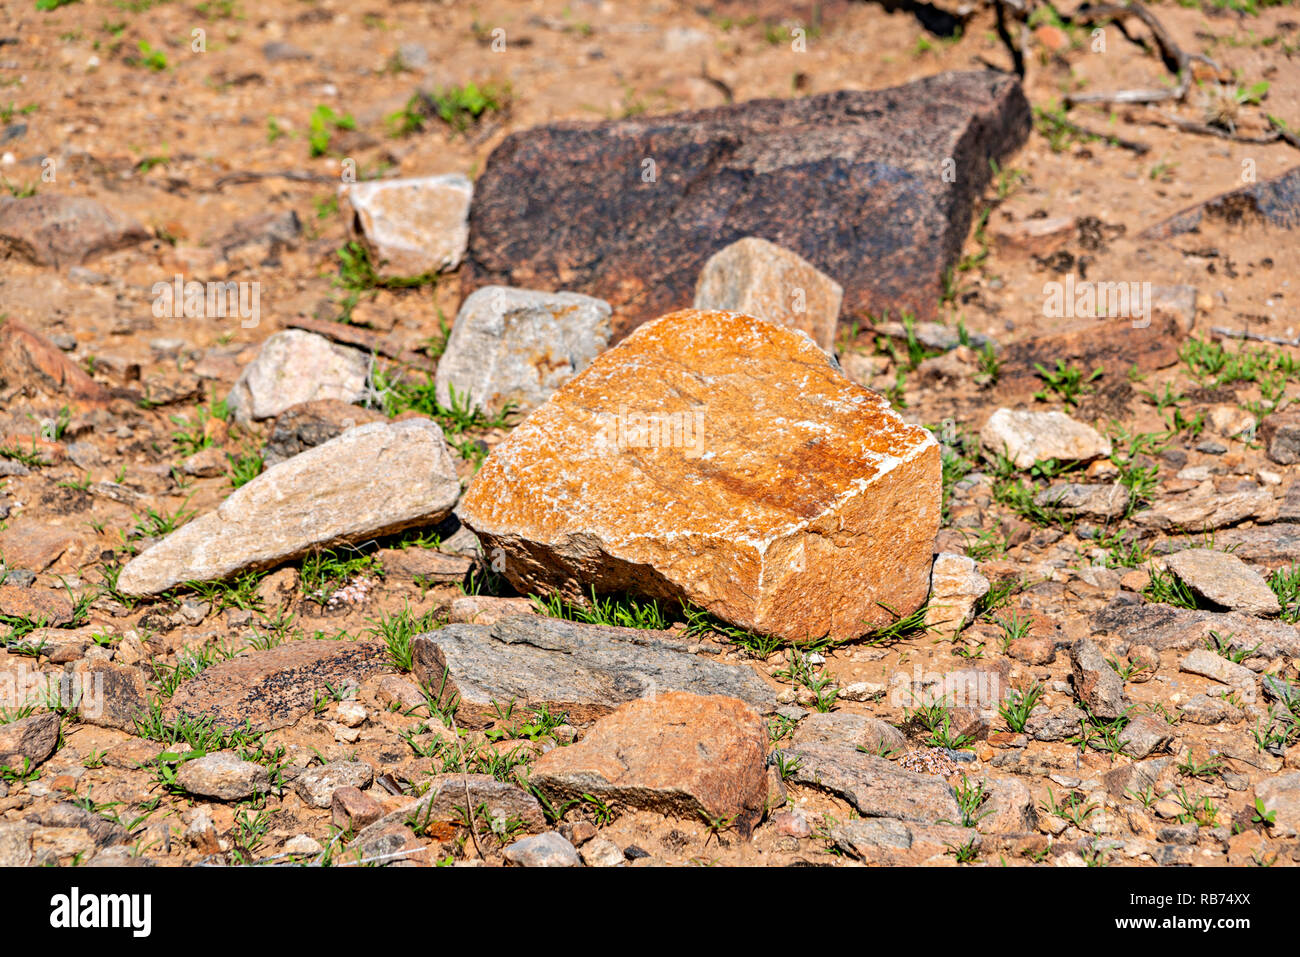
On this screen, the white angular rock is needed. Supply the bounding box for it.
[980,408,1111,469]
[227,330,369,425]
[694,237,844,352]
[117,419,461,596]
[434,285,612,416]
[340,174,472,277]
[924,553,990,638]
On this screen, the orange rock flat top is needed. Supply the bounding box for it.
[462,309,935,546]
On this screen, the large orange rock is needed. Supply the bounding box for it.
[459,309,941,643]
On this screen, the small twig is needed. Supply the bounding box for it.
[1152,112,1283,144]
[1052,114,1151,153]
[1062,2,1219,108]
[1067,2,1196,73]
[213,170,342,188]
[337,846,425,867]
[1066,84,1185,107]
[1267,115,1300,150]
[1212,327,1300,347]
[993,1,1027,78]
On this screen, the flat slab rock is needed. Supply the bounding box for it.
[117,418,460,595]
[166,640,392,732]
[410,614,775,726]
[1133,487,1273,532]
[0,712,60,768]
[1198,524,1300,570]
[0,194,149,267]
[1163,548,1280,617]
[459,309,941,643]
[993,316,1182,398]
[1093,598,1300,659]
[980,408,1111,469]
[355,774,546,846]
[464,71,1030,337]
[830,819,978,863]
[775,741,961,823]
[0,318,112,407]
[530,691,770,835]
[1142,164,1300,238]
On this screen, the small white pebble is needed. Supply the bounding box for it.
[337,701,367,728]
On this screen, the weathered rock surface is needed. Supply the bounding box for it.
[262,399,385,466]
[840,817,980,861]
[1094,598,1300,659]
[1142,164,1300,239]
[1070,637,1127,719]
[341,174,472,277]
[0,318,112,407]
[0,521,84,574]
[117,418,460,595]
[411,615,774,726]
[982,776,1038,832]
[531,691,769,833]
[1164,549,1280,617]
[776,742,961,822]
[175,752,271,801]
[993,316,1182,398]
[1180,648,1257,695]
[465,72,1031,337]
[355,774,546,844]
[980,408,1111,469]
[503,831,581,867]
[459,309,941,643]
[227,330,370,425]
[75,662,147,731]
[434,286,612,416]
[167,640,392,732]
[0,585,74,626]
[924,552,989,639]
[1209,524,1300,569]
[1260,411,1300,466]
[332,787,382,830]
[376,547,472,584]
[0,713,60,768]
[1254,772,1300,836]
[0,194,149,266]
[789,710,907,756]
[1034,483,1129,521]
[1119,714,1174,759]
[1133,488,1273,532]
[693,237,843,351]
[829,818,977,863]
[291,761,374,809]
[446,594,536,625]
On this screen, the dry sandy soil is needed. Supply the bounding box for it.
[0,0,1299,868]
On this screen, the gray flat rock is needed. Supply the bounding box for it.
[411,615,775,725]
